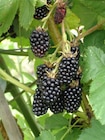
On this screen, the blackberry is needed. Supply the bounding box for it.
[30,28,49,57]
[71,46,80,60]
[64,85,82,113]
[50,94,64,114]
[32,88,48,116]
[34,5,49,20]
[47,0,52,5]
[36,64,53,81]
[54,3,66,24]
[41,76,62,104]
[58,57,79,84]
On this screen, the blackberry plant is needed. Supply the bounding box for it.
[30,28,50,57]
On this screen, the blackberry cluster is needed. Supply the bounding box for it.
[32,46,82,116]
[34,5,49,20]
[30,28,50,57]
[33,88,48,116]
[64,85,82,113]
[54,3,66,24]
[58,57,79,84]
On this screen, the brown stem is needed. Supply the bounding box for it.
[74,20,105,43]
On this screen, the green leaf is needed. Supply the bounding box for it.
[84,30,105,52]
[65,9,80,29]
[78,119,105,140]
[82,47,105,83]
[45,114,68,130]
[19,0,37,29]
[89,70,105,125]
[0,78,7,92]
[36,130,56,140]
[55,128,81,140]
[0,0,19,35]
[72,0,105,29]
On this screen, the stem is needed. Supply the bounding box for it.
[82,92,94,119]
[42,1,57,29]
[60,119,80,140]
[74,20,105,43]
[0,68,34,94]
[8,81,36,104]
[48,15,62,44]
[0,49,28,56]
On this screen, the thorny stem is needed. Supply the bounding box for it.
[74,20,105,43]
[0,68,34,94]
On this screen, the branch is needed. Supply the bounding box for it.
[0,49,28,56]
[0,68,34,94]
[74,20,105,43]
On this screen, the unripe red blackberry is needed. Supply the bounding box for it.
[41,76,62,104]
[50,94,64,114]
[64,85,82,113]
[34,5,49,20]
[54,2,66,24]
[32,88,48,116]
[58,57,79,84]
[30,28,50,57]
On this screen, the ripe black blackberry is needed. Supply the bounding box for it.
[58,57,79,84]
[54,3,66,24]
[50,94,64,114]
[34,5,49,20]
[36,64,53,80]
[30,28,49,57]
[32,88,48,116]
[47,0,52,4]
[40,76,62,104]
[64,85,82,113]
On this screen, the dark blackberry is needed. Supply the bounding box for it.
[58,57,79,84]
[34,5,49,20]
[41,76,62,104]
[71,46,80,60]
[30,28,49,57]
[47,0,52,4]
[54,3,66,24]
[32,88,48,116]
[64,85,82,113]
[50,94,64,114]
[36,64,53,80]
